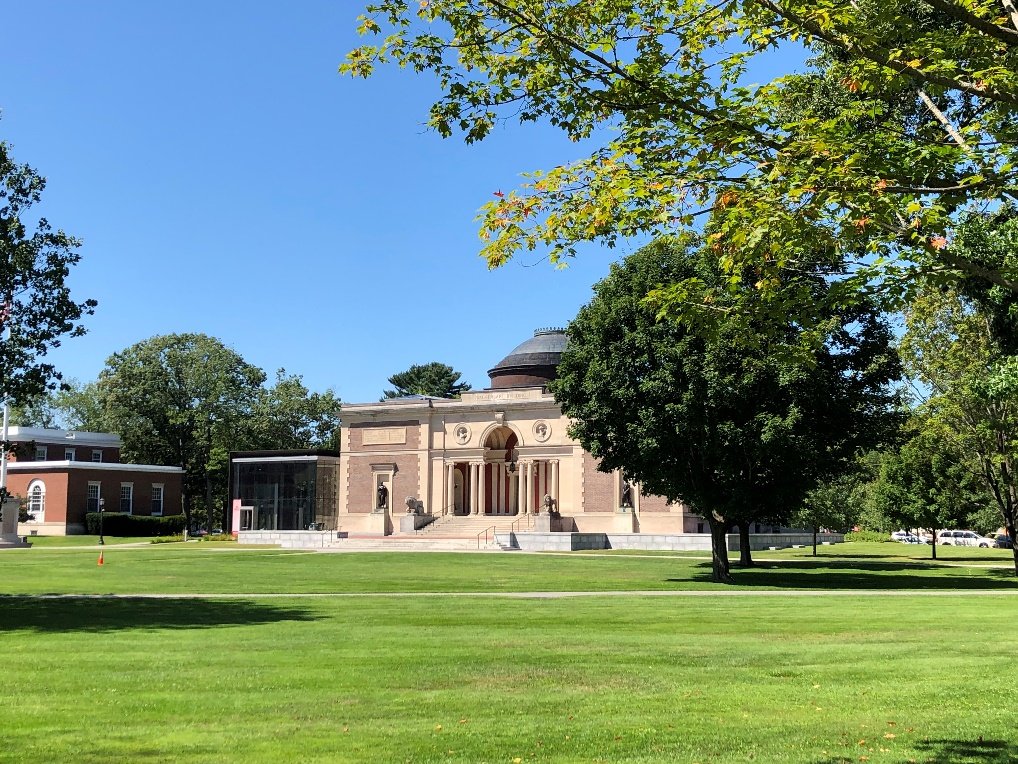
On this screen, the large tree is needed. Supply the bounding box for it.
[249,369,342,451]
[95,334,265,529]
[381,362,471,399]
[345,1,1018,321]
[901,277,1018,574]
[552,236,901,582]
[870,419,985,559]
[0,140,95,424]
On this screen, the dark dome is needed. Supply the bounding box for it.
[487,328,567,389]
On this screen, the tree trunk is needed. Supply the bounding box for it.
[1008,525,1018,578]
[812,524,817,557]
[708,512,734,583]
[931,528,937,560]
[737,520,754,567]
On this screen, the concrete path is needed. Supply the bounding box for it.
[3,589,1017,600]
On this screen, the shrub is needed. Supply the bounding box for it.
[150,535,186,544]
[844,530,891,543]
[85,512,186,537]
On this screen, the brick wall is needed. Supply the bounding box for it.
[6,472,70,524]
[346,454,420,513]
[581,451,617,513]
[10,443,121,463]
[639,494,671,513]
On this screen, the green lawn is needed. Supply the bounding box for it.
[1,545,1016,763]
[1,544,1017,594]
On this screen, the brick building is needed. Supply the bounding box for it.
[6,427,184,536]
[337,328,701,536]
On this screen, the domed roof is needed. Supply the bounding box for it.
[487,328,567,389]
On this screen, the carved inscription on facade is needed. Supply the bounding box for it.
[470,391,535,402]
[362,427,407,446]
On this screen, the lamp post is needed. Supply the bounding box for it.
[98,497,105,546]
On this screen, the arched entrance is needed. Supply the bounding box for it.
[483,426,519,515]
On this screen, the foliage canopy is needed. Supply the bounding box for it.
[551,236,902,581]
[344,0,1018,322]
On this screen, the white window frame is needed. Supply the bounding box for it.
[91,449,103,463]
[64,447,75,461]
[151,484,164,516]
[120,483,134,514]
[87,482,101,513]
[26,480,45,523]
[35,446,47,461]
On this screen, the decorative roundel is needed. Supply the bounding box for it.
[453,423,471,445]
[532,420,551,442]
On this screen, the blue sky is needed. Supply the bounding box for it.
[2,2,801,404]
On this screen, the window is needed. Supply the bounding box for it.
[91,450,103,463]
[26,480,45,522]
[120,483,133,514]
[64,448,75,461]
[151,484,164,516]
[35,446,47,461]
[87,482,101,513]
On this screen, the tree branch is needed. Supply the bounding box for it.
[918,0,1018,45]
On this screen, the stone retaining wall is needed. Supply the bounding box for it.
[238,531,336,549]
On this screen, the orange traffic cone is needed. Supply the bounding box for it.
[97,550,104,566]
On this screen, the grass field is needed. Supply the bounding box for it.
[1,543,1016,763]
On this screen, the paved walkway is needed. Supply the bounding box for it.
[3,589,1017,599]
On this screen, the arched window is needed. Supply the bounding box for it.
[27,480,45,523]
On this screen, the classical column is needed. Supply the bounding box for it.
[510,468,518,515]
[446,463,455,516]
[471,463,480,515]
[550,459,559,509]
[525,461,535,514]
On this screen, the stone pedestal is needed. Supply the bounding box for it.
[1,498,29,548]
[613,507,637,532]
[533,513,562,532]
[370,509,392,536]
[399,513,434,534]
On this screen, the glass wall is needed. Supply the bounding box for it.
[232,457,338,531]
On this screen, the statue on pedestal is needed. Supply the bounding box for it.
[620,480,633,510]
[376,483,389,511]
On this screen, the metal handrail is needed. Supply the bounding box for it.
[509,513,533,535]
[414,501,458,534]
[476,525,496,549]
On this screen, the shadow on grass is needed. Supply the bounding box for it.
[815,738,1018,763]
[679,560,1018,589]
[0,597,318,633]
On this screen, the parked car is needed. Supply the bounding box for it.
[994,534,1014,549]
[210,528,223,536]
[936,530,995,547]
[900,534,927,545]
[891,530,909,541]
[191,528,209,537]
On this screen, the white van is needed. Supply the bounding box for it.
[936,530,994,547]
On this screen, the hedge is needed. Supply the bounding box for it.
[85,512,186,537]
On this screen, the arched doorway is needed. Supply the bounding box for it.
[482,427,519,515]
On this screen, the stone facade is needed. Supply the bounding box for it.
[337,333,700,536]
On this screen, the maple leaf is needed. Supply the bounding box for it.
[930,236,948,249]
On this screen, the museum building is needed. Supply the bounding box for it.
[336,328,701,536]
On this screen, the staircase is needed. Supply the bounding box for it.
[329,514,530,552]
